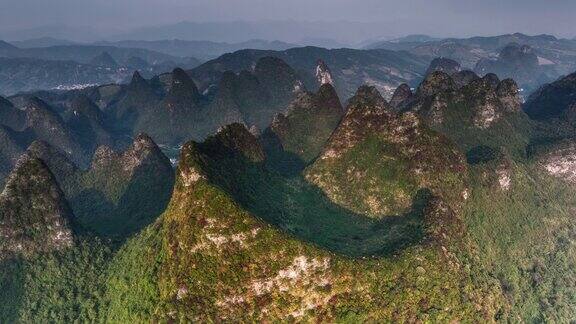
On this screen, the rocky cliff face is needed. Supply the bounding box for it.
[0,155,74,258]
[538,141,576,185]
[315,59,334,86]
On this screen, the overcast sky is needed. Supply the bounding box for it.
[0,0,574,40]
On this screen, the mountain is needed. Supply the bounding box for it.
[11,56,313,147]
[10,37,78,48]
[0,126,27,189]
[365,33,576,92]
[0,41,19,51]
[1,76,576,321]
[392,35,442,43]
[110,20,398,45]
[26,134,175,237]
[109,71,162,133]
[0,155,74,258]
[425,57,461,76]
[115,57,307,145]
[20,96,86,164]
[89,52,119,68]
[400,69,530,158]
[306,85,467,218]
[189,46,429,100]
[200,56,305,131]
[389,83,414,109]
[97,39,298,61]
[0,44,180,66]
[0,94,133,188]
[524,71,576,122]
[0,57,129,95]
[63,94,117,152]
[103,122,499,322]
[0,24,102,43]
[0,43,202,95]
[124,56,151,69]
[388,68,576,322]
[1,96,88,173]
[262,83,344,171]
[475,43,558,93]
[0,96,25,129]
[364,35,444,51]
[161,67,201,114]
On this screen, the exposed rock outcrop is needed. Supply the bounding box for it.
[315,59,334,86]
[538,141,576,185]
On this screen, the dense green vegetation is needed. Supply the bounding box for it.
[100,144,502,321]
[3,119,575,321]
[0,239,111,323]
[463,160,576,322]
[433,98,534,159]
[195,137,426,256]
[2,68,576,322]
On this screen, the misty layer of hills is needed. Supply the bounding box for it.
[3,32,576,98]
[367,33,576,92]
[1,29,576,322]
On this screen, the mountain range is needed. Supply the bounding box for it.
[95,39,299,61]
[367,33,576,93]
[0,42,202,95]
[1,39,576,322]
[4,32,576,99]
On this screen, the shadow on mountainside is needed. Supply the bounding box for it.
[202,147,430,257]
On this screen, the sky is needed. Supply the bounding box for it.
[0,0,574,42]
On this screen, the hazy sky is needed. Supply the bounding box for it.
[0,0,575,40]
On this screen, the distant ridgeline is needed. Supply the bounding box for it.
[367,33,576,95]
[1,55,576,322]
